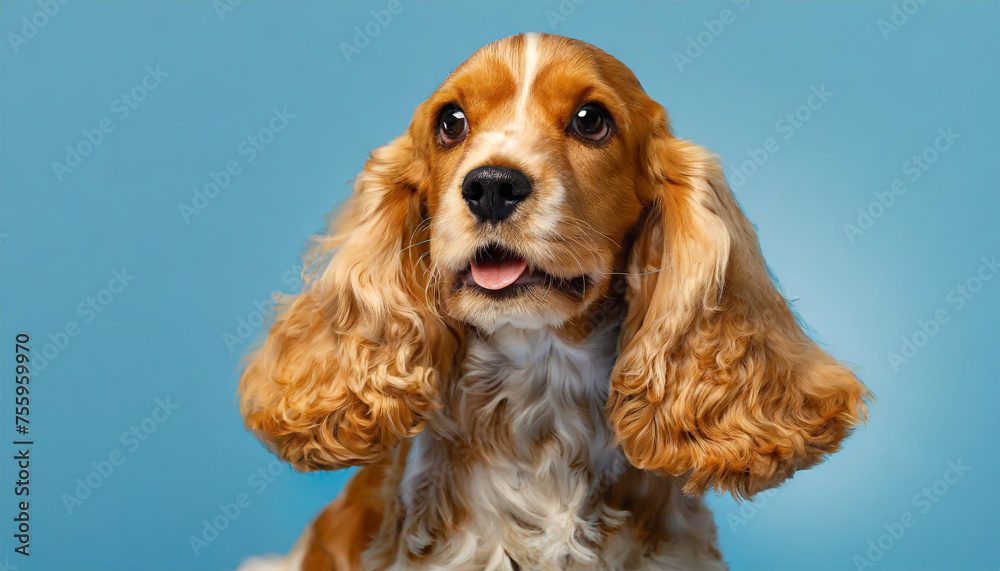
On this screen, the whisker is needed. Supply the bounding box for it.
[565,215,616,245]
[557,237,589,299]
[558,216,673,278]
[418,252,448,320]
[406,216,436,252]
[403,238,434,252]
[597,265,674,277]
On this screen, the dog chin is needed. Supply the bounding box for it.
[445,289,575,333]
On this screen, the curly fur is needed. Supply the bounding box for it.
[238,134,463,472]
[609,133,869,499]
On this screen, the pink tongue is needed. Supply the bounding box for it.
[470,258,528,290]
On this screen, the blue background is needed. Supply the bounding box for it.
[2,1,998,570]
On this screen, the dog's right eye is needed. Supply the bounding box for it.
[569,103,611,142]
[439,105,468,146]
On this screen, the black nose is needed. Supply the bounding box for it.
[461,166,532,223]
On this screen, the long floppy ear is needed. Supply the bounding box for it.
[238,133,462,472]
[609,128,869,499]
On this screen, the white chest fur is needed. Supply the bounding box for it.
[386,324,725,571]
[395,324,627,570]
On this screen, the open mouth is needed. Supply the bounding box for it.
[460,244,589,299]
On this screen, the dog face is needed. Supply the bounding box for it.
[415,34,650,332]
[238,33,868,499]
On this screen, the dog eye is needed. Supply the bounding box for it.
[570,103,610,142]
[439,105,468,146]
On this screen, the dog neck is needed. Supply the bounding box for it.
[393,318,626,567]
[443,316,622,460]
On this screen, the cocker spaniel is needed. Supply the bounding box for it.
[237,33,869,571]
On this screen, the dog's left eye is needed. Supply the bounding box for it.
[569,103,611,142]
[439,105,468,146]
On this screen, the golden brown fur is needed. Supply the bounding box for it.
[238,135,464,472]
[237,34,869,570]
[301,460,390,571]
[610,133,869,499]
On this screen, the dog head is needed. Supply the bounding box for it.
[238,34,868,497]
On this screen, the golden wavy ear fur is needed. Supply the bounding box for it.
[610,124,869,499]
[238,134,462,472]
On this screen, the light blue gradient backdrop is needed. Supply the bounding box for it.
[2,1,998,570]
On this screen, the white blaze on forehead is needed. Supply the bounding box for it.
[458,33,543,161]
[516,33,542,121]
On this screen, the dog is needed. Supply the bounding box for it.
[236,33,869,570]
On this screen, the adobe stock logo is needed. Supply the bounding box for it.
[6,0,72,54]
[851,459,970,570]
[178,107,296,224]
[843,127,959,244]
[672,0,751,73]
[545,0,588,31]
[61,398,180,514]
[51,66,169,182]
[724,487,779,534]
[728,84,833,190]
[222,262,301,354]
[877,0,928,41]
[187,459,288,556]
[339,0,412,63]
[887,253,998,373]
[212,0,244,21]
[35,268,136,372]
